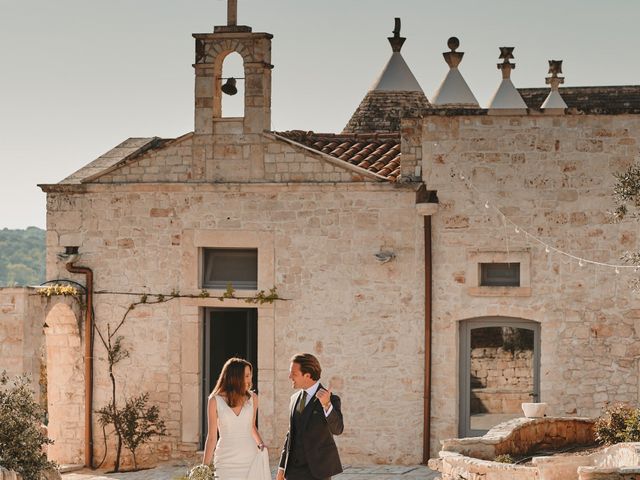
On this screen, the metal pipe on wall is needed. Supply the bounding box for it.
[423,215,433,463]
[65,262,94,468]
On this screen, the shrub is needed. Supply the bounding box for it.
[494,454,515,464]
[96,393,166,471]
[0,371,56,480]
[595,403,640,445]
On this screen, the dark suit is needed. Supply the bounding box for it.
[279,384,344,480]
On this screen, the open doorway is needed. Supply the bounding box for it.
[201,308,257,447]
[459,317,540,437]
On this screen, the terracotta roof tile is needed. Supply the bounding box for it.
[274,131,401,181]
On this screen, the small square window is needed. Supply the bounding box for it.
[203,248,258,290]
[480,263,520,287]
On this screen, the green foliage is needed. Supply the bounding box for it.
[37,284,79,298]
[493,454,515,464]
[612,164,640,222]
[612,164,640,290]
[595,403,640,445]
[0,371,56,480]
[245,287,280,305]
[0,227,45,286]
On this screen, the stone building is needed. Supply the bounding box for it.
[36,1,640,470]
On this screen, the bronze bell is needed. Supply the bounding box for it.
[221,77,238,96]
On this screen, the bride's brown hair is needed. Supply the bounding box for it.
[212,357,252,407]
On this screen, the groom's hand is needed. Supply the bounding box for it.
[316,387,332,409]
[276,468,285,480]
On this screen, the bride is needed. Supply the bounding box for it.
[202,358,270,480]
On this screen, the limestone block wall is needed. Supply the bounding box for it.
[44,181,425,465]
[471,348,533,414]
[95,134,195,183]
[423,113,640,455]
[94,133,368,185]
[0,287,46,403]
[263,141,373,183]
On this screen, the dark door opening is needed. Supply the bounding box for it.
[201,308,257,447]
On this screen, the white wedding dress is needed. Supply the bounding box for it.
[214,394,270,480]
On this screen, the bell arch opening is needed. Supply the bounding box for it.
[214,51,245,119]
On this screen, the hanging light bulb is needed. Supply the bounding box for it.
[484,201,490,209]
[515,226,520,234]
[545,246,550,253]
[615,267,620,275]
[460,174,465,180]
[579,259,585,267]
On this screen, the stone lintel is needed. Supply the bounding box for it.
[213,25,252,33]
[193,32,273,41]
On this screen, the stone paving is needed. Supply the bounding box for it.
[62,463,440,480]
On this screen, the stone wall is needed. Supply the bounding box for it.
[0,287,46,403]
[471,347,533,414]
[95,132,371,185]
[423,112,640,455]
[44,181,425,466]
[95,134,195,183]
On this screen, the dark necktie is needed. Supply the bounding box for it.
[297,391,307,415]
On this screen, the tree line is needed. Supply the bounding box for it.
[0,227,45,286]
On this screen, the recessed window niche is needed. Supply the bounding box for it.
[467,250,531,297]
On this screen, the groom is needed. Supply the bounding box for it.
[277,353,344,480]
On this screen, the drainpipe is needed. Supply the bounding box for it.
[423,215,433,464]
[65,248,94,469]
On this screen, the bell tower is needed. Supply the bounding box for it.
[193,0,273,136]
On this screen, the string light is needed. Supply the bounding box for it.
[453,168,638,273]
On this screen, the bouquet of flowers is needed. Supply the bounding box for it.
[187,464,215,480]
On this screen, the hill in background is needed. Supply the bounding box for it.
[0,227,45,286]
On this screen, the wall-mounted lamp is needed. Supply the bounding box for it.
[57,246,80,264]
[374,250,396,264]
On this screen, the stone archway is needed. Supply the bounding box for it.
[44,302,84,465]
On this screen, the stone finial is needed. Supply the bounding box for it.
[488,46,527,112]
[443,37,464,68]
[497,47,516,79]
[541,59,567,111]
[546,60,564,89]
[431,36,479,107]
[228,0,238,26]
[388,17,406,53]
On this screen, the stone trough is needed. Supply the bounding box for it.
[429,417,640,480]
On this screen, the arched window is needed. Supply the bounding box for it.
[459,317,541,437]
[220,52,244,118]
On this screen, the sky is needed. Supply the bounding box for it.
[1,0,639,229]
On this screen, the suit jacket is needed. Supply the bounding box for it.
[279,384,344,479]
